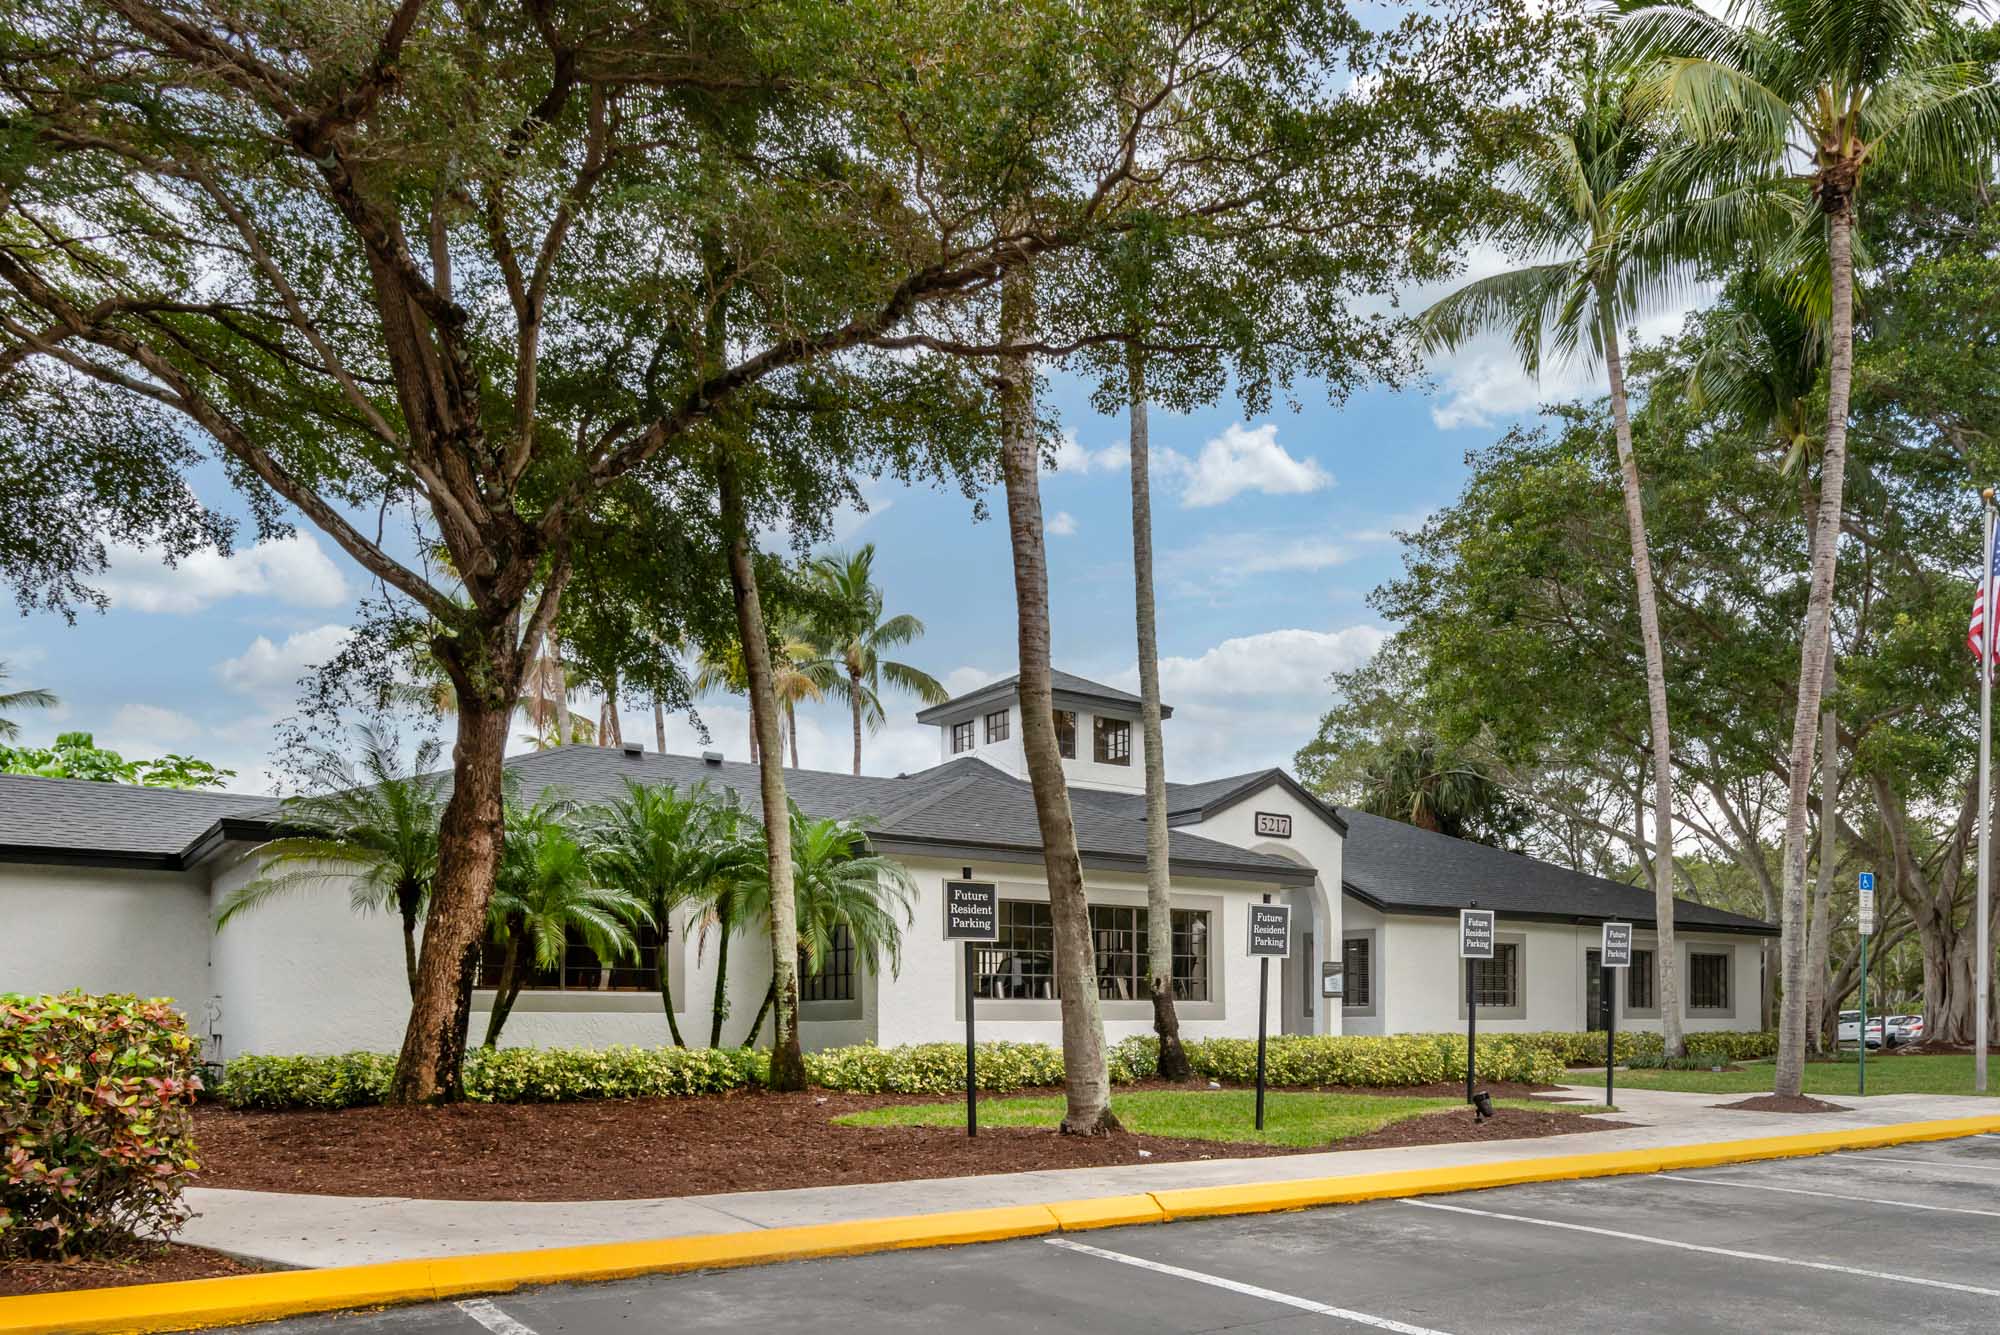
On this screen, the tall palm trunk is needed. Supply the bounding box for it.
[1128,350,1190,1079]
[788,699,801,770]
[399,886,421,999]
[998,261,1117,1134]
[1805,654,1836,1050]
[1600,299,1682,1058]
[848,659,864,776]
[720,459,805,1090]
[654,695,667,755]
[658,920,687,1048]
[1775,208,1857,1098]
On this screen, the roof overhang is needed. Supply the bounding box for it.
[1340,883,1780,937]
[869,833,1316,886]
[916,681,1171,724]
[1168,769,1349,836]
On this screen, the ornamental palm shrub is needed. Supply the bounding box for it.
[480,795,650,1049]
[0,993,202,1259]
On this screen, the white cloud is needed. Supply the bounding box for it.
[107,703,199,746]
[1177,423,1332,508]
[99,534,350,614]
[1108,625,1387,777]
[1046,429,1128,476]
[217,624,353,710]
[1161,531,1354,598]
[1047,510,1079,537]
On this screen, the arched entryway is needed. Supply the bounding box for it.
[1249,841,1338,1036]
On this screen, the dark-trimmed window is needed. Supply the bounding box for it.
[951,719,975,753]
[973,902,1209,1002]
[477,922,660,992]
[802,924,855,1003]
[985,710,1010,743]
[1093,716,1132,766]
[1471,942,1519,1008]
[1689,950,1730,1010]
[1343,936,1372,1009]
[1628,949,1656,1010]
[1054,710,1078,759]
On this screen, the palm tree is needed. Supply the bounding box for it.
[480,797,648,1048]
[1124,347,1191,1080]
[592,779,759,1047]
[1352,735,1525,847]
[0,661,57,742]
[1620,0,2000,1095]
[735,806,917,1044]
[808,545,947,775]
[216,727,446,997]
[1419,61,1717,1056]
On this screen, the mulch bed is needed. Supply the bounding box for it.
[0,1244,267,1299]
[1714,1094,1850,1113]
[192,1083,1595,1203]
[1320,1105,1633,1152]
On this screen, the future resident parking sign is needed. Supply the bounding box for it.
[942,881,998,941]
[1459,908,1496,959]
[1246,902,1292,957]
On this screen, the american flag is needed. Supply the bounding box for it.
[1973,517,2000,681]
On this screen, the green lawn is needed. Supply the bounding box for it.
[1571,1053,1996,1098]
[833,1089,1577,1149]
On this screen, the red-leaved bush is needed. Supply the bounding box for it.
[1,991,202,1258]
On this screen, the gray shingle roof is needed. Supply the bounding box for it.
[914,669,1170,722]
[0,774,273,867]
[1336,806,1776,935]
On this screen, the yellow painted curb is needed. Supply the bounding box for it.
[7,1113,1997,1335]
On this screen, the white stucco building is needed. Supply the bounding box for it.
[0,671,1772,1059]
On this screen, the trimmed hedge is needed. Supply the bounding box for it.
[1,993,202,1259]
[217,1029,1638,1109]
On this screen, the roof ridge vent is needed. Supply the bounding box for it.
[621,741,644,757]
[702,750,723,765]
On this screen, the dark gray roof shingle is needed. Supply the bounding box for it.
[915,669,1169,722]
[0,774,273,866]
[1336,806,1775,935]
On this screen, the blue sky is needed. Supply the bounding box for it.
[0,276,1639,794]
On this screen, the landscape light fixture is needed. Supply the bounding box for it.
[1470,1090,1494,1122]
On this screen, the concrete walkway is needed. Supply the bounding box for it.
[178,1086,1995,1269]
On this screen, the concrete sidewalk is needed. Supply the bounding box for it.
[178,1086,1995,1269]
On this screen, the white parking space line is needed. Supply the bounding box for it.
[1837,1153,2000,1174]
[1659,1174,2000,1218]
[1044,1238,1455,1334]
[1398,1200,2000,1300]
[455,1299,540,1335]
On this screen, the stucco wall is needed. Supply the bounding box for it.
[0,862,213,1024]
[1374,912,1766,1034]
[1176,786,1345,1036]
[933,702,1149,794]
[873,856,1284,1047]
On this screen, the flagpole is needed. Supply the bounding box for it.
[1980,489,1994,1095]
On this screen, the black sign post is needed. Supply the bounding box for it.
[1601,922,1632,1110]
[943,879,998,1137]
[1459,908,1495,1106]
[1246,897,1292,1130]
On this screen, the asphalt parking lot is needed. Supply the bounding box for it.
[226,1134,2000,1335]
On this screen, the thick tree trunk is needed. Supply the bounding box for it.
[1601,306,1681,1058]
[659,922,686,1048]
[599,671,622,747]
[710,906,733,1048]
[720,460,805,1090]
[1775,207,1857,1098]
[1805,656,1836,1051]
[389,693,513,1103]
[998,263,1117,1134]
[1127,351,1191,1080]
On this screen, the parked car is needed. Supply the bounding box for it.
[1889,1014,1925,1043]
[1836,1010,1884,1048]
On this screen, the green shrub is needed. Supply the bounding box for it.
[1182,1034,1566,1088]
[1683,1030,1779,1061]
[1,992,203,1259]
[805,1042,1069,1094]
[214,1051,397,1110]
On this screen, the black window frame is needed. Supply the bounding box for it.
[984,710,1010,743]
[972,901,1209,1002]
[1054,710,1077,759]
[950,719,975,753]
[1627,948,1656,1010]
[1689,950,1730,1011]
[1342,936,1372,1009]
[801,923,856,1003]
[476,920,660,993]
[1092,716,1132,766]
[1471,942,1519,1009]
